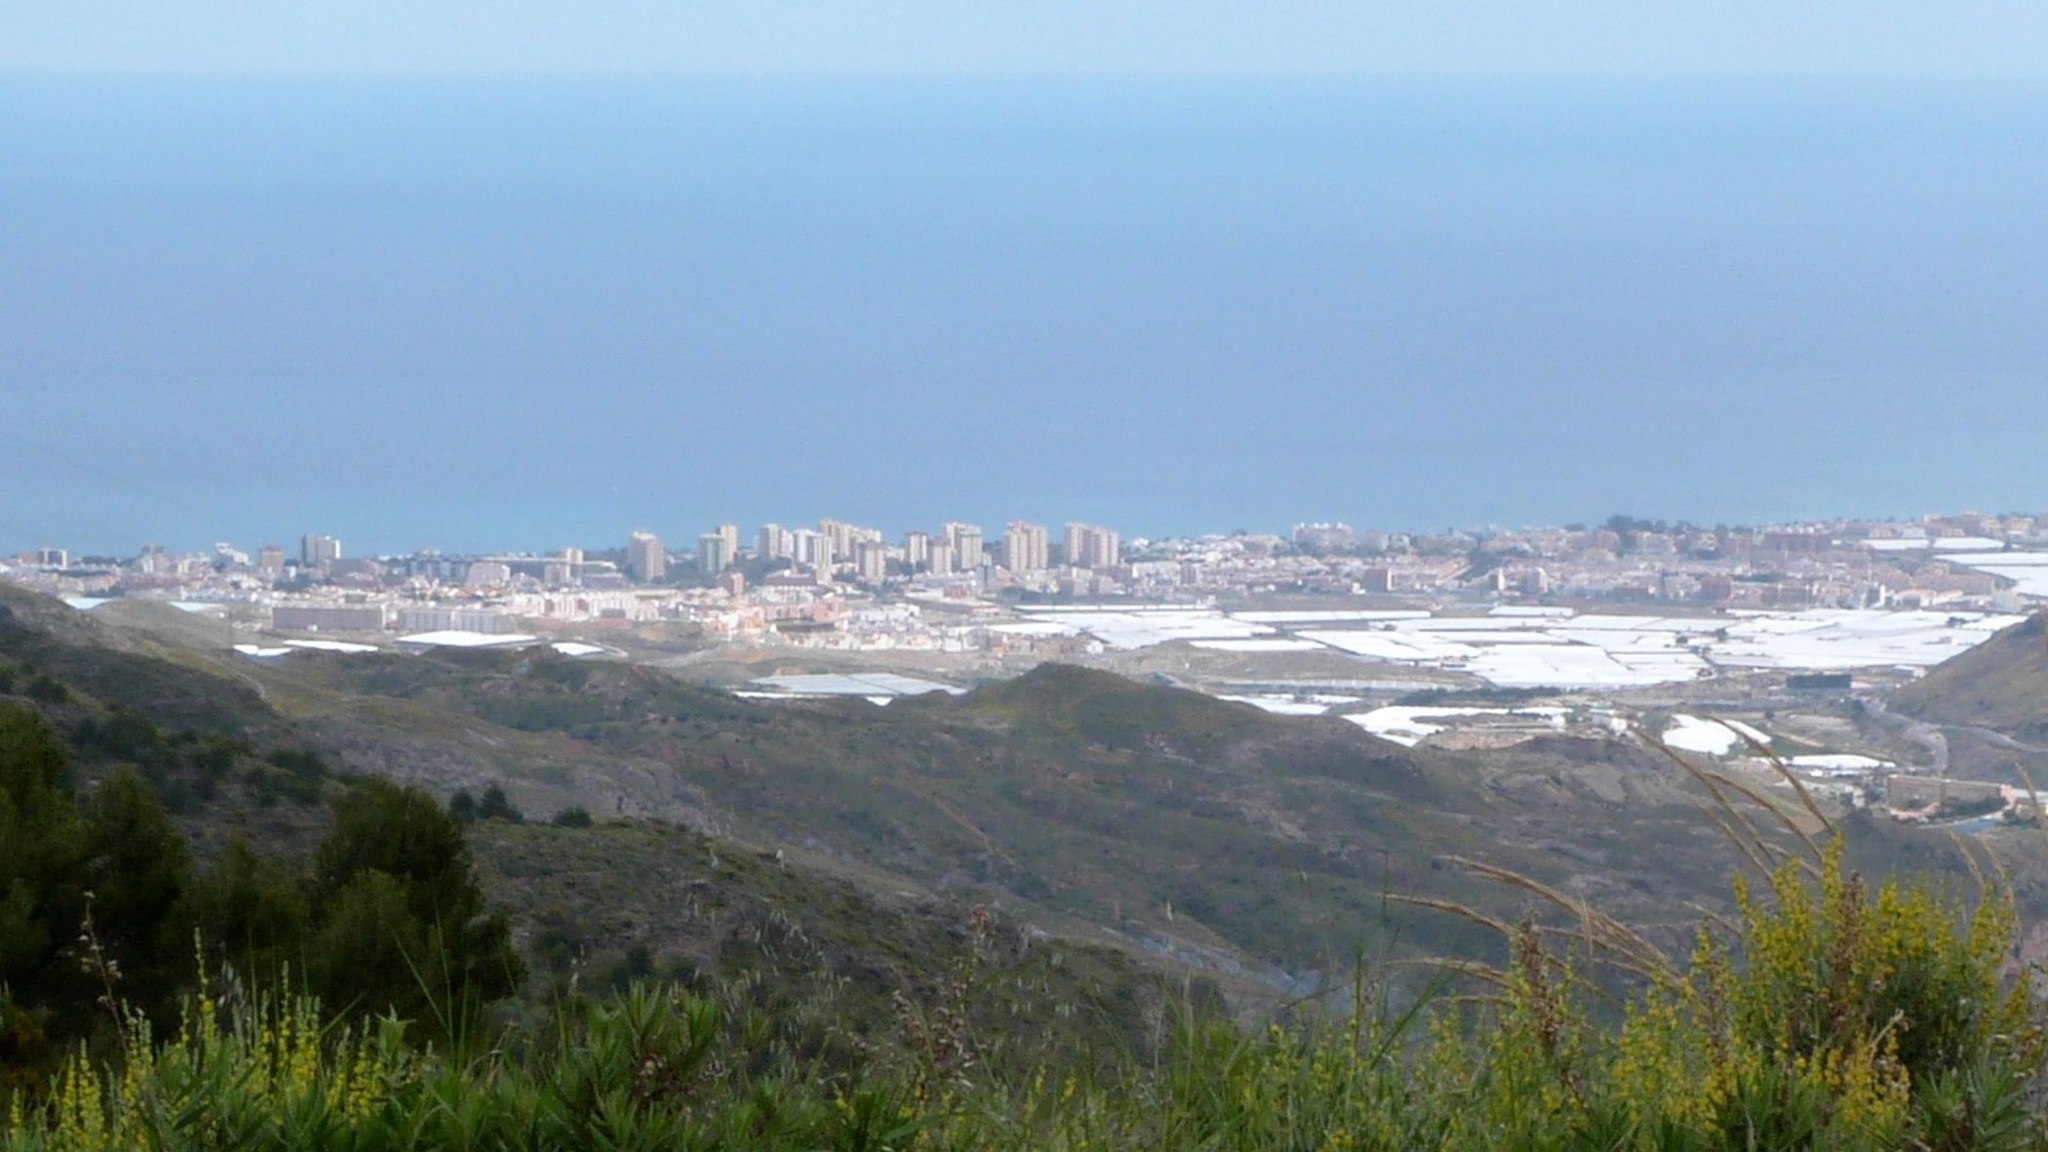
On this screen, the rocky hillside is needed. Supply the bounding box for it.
[1894,613,2048,737]
[4,582,2011,1015]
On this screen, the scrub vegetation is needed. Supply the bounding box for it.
[6,583,2048,1147]
[2,828,2039,1150]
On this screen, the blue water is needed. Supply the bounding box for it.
[4,79,2048,555]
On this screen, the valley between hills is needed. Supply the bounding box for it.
[6,579,2042,1027]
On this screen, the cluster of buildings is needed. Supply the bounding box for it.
[1197,513,2046,614]
[618,518,1123,594]
[6,512,2046,656]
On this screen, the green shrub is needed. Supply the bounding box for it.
[1,717,2038,1152]
[22,675,69,705]
[477,785,523,824]
[306,779,524,1040]
[0,707,199,1078]
[263,747,325,781]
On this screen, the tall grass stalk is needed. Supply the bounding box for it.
[5,728,2044,1149]
[6,831,2038,1151]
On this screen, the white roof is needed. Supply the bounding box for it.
[749,672,964,697]
[1866,536,2007,552]
[395,630,540,649]
[549,641,612,658]
[283,638,380,654]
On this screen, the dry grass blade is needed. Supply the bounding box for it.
[1976,831,2014,894]
[1435,992,1508,1010]
[1700,804,1778,881]
[1446,856,1674,983]
[1947,831,1986,896]
[1937,831,2015,924]
[1729,725,1833,839]
[1647,732,1766,842]
[1383,894,1618,985]
[2011,760,2048,860]
[1699,766,1826,872]
[1528,930,1666,986]
[1384,893,1517,943]
[1387,956,1512,992]
[1642,727,1815,880]
[1681,900,1741,940]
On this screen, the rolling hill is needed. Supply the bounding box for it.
[1893,612,2048,737]
[3,582,2015,1017]
[0,583,1202,1058]
[204,619,1817,983]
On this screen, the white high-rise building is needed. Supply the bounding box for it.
[819,519,856,562]
[1004,521,1050,573]
[698,531,734,574]
[1066,523,1121,569]
[300,534,342,569]
[1085,526,1120,569]
[626,531,667,583]
[903,530,931,570]
[943,522,984,570]
[854,539,889,585]
[1063,522,1088,565]
[787,529,812,566]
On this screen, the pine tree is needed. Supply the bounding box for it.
[307,778,522,1036]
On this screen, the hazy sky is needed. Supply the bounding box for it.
[7,7,2048,553]
[4,2,2046,80]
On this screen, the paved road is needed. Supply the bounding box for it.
[1939,723,2048,756]
[1864,695,2048,784]
[1861,695,1947,775]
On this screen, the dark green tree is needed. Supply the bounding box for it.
[0,702,87,1068]
[187,835,310,987]
[306,779,522,1036]
[22,675,69,705]
[477,783,523,823]
[309,871,430,1021]
[0,708,195,1070]
[77,767,193,1020]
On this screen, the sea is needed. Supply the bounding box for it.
[3,77,2047,555]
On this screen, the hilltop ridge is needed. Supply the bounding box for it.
[0,585,1208,1051]
[3,582,2018,1016]
[1893,613,2048,736]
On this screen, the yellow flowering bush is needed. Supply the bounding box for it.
[1,841,2037,1151]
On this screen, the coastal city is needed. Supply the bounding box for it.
[17,508,2048,827]
[4,510,2041,701]
[8,5,2045,1135]
[5,512,2043,674]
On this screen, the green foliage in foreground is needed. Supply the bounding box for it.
[6,843,2045,1151]
[0,702,520,1080]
